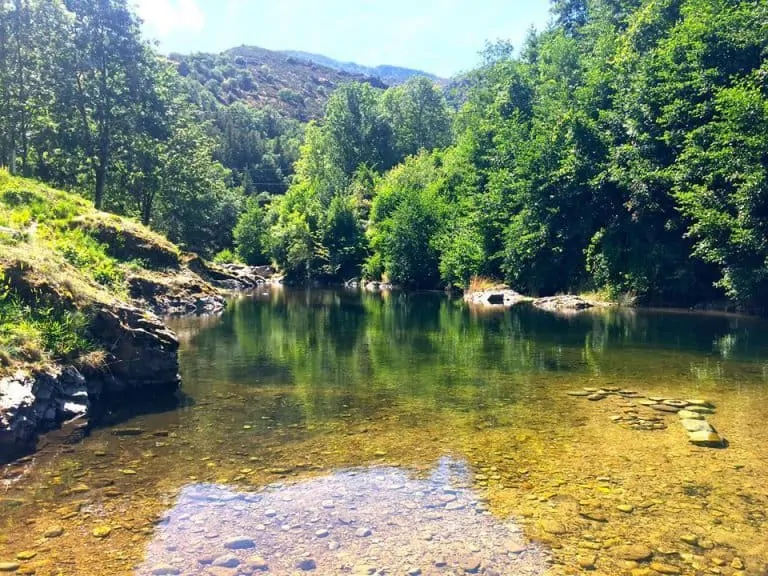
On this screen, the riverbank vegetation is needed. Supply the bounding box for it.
[1,0,767,311]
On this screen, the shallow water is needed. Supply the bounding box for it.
[1,288,768,576]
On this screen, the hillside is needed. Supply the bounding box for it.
[170,45,389,121]
[280,50,443,86]
[0,172,263,457]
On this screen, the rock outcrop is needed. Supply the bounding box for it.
[464,289,531,307]
[0,366,89,461]
[533,295,596,313]
[0,304,180,462]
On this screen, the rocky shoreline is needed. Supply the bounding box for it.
[0,262,272,463]
[463,288,606,313]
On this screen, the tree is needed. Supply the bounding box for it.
[234,198,268,265]
[380,77,452,160]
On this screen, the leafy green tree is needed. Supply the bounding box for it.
[234,198,268,265]
[380,77,452,160]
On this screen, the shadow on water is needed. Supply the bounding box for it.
[137,457,550,576]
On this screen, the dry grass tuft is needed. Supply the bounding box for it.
[467,276,507,293]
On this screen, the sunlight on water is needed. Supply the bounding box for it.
[138,457,547,575]
[1,289,767,575]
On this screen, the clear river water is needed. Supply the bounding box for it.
[1,287,767,576]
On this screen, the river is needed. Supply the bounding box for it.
[1,287,767,575]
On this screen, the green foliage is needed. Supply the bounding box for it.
[50,229,124,288]
[234,199,269,265]
[213,248,240,265]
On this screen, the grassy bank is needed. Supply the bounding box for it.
[0,171,186,376]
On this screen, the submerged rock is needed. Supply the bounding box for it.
[688,430,725,447]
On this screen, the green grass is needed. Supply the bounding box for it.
[0,170,186,373]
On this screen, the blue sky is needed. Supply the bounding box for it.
[134,0,553,78]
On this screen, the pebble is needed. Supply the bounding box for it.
[617,504,635,513]
[93,526,112,538]
[686,405,715,414]
[578,555,597,570]
[223,536,256,550]
[355,527,372,537]
[0,563,20,572]
[731,558,744,570]
[212,555,241,568]
[150,565,181,575]
[663,399,688,408]
[677,410,704,420]
[587,394,607,401]
[315,529,329,538]
[459,556,482,573]
[567,391,591,397]
[650,562,682,574]
[680,534,699,546]
[616,545,654,562]
[246,556,269,571]
[296,558,317,571]
[407,568,422,575]
[15,551,36,561]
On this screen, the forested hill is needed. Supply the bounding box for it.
[170,45,391,121]
[279,50,443,86]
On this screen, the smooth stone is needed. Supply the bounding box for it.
[688,431,724,446]
[44,527,64,538]
[650,562,682,574]
[663,399,689,408]
[578,555,597,570]
[617,504,635,513]
[651,404,680,413]
[245,556,269,571]
[587,394,607,401]
[407,568,422,576]
[680,534,699,546]
[445,501,466,511]
[151,566,181,575]
[315,529,329,538]
[580,510,608,522]
[0,563,20,572]
[685,399,714,408]
[648,396,666,402]
[567,390,591,397]
[681,419,714,433]
[678,410,704,420]
[212,555,241,568]
[224,537,255,550]
[686,405,715,414]
[459,556,482,573]
[639,400,657,406]
[616,545,654,562]
[355,527,372,537]
[93,526,112,538]
[540,519,566,534]
[296,558,317,571]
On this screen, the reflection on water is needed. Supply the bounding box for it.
[138,458,547,575]
[1,288,768,575]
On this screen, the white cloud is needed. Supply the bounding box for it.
[135,0,205,38]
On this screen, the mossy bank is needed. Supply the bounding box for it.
[0,172,266,461]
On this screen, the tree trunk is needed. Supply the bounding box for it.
[94,163,106,210]
[141,194,153,226]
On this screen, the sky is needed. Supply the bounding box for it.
[134,0,553,78]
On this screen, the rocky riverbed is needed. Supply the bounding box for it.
[137,459,548,576]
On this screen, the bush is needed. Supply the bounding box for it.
[213,248,239,264]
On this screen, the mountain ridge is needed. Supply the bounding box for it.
[279,50,443,85]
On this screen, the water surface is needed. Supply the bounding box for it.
[1,288,767,575]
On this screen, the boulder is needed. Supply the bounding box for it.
[464,289,530,307]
